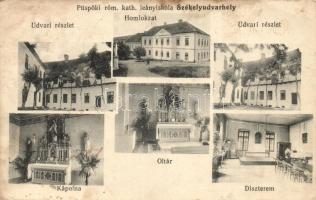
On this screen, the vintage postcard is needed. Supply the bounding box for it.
[0,0,315,200]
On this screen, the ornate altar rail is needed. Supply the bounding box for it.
[37,144,71,164]
[156,123,194,143]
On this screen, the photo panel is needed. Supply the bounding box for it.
[115,83,211,154]
[212,113,313,183]
[113,13,211,78]
[9,113,104,186]
[213,43,301,110]
[18,42,116,112]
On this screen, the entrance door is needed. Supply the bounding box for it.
[277,142,291,159]
[238,130,249,157]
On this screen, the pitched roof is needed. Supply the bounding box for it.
[126,33,144,43]
[143,21,209,36]
[24,42,46,68]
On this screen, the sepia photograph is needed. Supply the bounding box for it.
[212,113,313,183]
[115,83,210,154]
[113,14,210,78]
[18,42,116,111]
[213,44,301,110]
[9,114,104,185]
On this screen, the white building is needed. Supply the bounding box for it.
[45,78,116,111]
[116,20,210,62]
[213,45,301,110]
[18,42,46,109]
[18,42,116,111]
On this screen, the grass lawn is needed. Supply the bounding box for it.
[149,66,210,78]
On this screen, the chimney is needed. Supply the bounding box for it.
[64,54,69,61]
[178,19,183,23]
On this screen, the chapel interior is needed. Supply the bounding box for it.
[9,114,104,185]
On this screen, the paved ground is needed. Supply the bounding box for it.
[214,159,294,183]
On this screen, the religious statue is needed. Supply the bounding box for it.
[83,132,91,152]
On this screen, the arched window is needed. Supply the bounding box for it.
[255,132,262,144]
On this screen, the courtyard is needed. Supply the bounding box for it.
[116,59,210,78]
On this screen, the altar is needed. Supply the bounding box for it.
[28,163,71,185]
[28,115,72,185]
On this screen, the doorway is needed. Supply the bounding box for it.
[277,142,291,159]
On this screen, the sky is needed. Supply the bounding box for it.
[114,13,210,37]
[228,44,296,62]
[34,42,111,62]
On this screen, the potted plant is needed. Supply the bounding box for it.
[77,151,101,185]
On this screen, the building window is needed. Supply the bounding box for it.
[166,51,169,58]
[166,38,169,45]
[280,90,286,100]
[148,50,151,55]
[63,94,68,103]
[161,51,163,57]
[155,51,158,56]
[84,93,89,103]
[268,91,273,100]
[161,38,163,46]
[176,52,180,60]
[96,96,102,108]
[244,91,248,100]
[149,39,151,45]
[291,93,298,104]
[265,132,275,152]
[238,130,249,151]
[71,94,76,104]
[250,91,255,100]
[198,53,200,60]
[185,38,189,46]
[302,133,308,143]
[176,38,180,46]
[198,39,200,46]
[255,132,262,144]
[260,91,264,100]
[144,39,146,45]
[107,91,114,104]
[156,39,158,45]
[25,54,29,69]
[185,52,188,61]
[38,92,41,102]
[53,94,58,103]
[237,90,239,99]
[46,94,50,103]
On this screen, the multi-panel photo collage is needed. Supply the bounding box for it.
[8,13,312,190]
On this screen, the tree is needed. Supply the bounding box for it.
[133,47,146,60]
[117,42,130,60]
[288,50,301,107]
[219,68,234,105]
[133,98,151,142]
[21,67,43,108]
[87,45,111,106]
